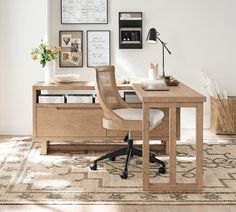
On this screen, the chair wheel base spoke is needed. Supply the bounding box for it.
[90,163,97,170]
[120,172,128,179]
[110,157,116,161]
[150,159,155,163]
[158,166,166,174]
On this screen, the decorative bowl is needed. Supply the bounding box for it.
[55,74,80,83]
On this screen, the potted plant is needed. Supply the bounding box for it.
[31,40,61,83]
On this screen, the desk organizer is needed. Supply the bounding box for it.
[211,96,236,134]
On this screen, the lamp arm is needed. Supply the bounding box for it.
[156,36,171,54]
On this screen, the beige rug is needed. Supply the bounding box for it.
[0,137,235,205]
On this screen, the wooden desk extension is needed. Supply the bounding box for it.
[132,83,206,191]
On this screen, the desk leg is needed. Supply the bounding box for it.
[41,140,49,155]
[196,103,203,189]
[169,107,177,185]
[142,104,150,190]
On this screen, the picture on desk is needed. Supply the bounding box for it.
[59,30,83,67]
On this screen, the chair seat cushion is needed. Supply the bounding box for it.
[113,108,164,126]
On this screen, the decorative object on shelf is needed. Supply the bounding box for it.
[164,76,180,86]
[87,30,110,67]
[44,60,56,84]
[202,72,235,134]
[148,63,159,80]
[116,76,130,84]
[55,74,80,83]
[31,40,61,84]
[119,12,142,49]
[61,0,108,24]
[146,28,171,78]
[59,31,83,68]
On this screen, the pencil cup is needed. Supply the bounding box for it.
[148,68,158,80]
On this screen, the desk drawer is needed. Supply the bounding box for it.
[36,107,106,137]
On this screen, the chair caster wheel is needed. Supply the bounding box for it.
[110,157,116,161]
[158,166,166,174]
[120,172,128,179]
[90,163,97,170]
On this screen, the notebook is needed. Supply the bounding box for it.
[142,85,169,91]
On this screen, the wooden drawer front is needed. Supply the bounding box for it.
[36,108,106,137]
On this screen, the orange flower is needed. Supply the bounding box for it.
[32,55,38,60]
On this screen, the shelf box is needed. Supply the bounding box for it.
[38,95,65,104]
[124,92,141,103]
[67,94,93,103]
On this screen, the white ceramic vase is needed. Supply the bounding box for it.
[44,60,56,84]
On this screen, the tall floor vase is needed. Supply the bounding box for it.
[44,60,55,84]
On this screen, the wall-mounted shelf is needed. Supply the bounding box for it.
[119,12,143,49]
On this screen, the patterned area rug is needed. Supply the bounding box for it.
[0,137,235,205]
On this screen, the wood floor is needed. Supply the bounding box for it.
[0,130,235,212]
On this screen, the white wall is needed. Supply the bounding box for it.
[0,0,48,134]
[1,0,236,134]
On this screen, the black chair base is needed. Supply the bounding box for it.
[90,135,166,179]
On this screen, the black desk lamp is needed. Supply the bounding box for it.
[146,28,171,78]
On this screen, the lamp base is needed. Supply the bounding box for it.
[162,75,171,80]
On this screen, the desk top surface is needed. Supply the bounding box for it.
[33,81,206,103]
[132,83,206,103]
[33,81,133,90]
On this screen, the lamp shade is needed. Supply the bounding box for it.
[146,28,157,44]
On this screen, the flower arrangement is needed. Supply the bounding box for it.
[31,40,61,68]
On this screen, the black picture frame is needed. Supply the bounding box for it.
[61,0,108,24]
[59,30,83,68]
[87,30,110,68]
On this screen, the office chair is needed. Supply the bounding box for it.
[90,66,166,179]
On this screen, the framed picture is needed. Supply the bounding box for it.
[61,0,108,24]
[87,30,110,67]
[59,31,83,68]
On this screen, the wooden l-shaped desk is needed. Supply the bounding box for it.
[33,81,206,191]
